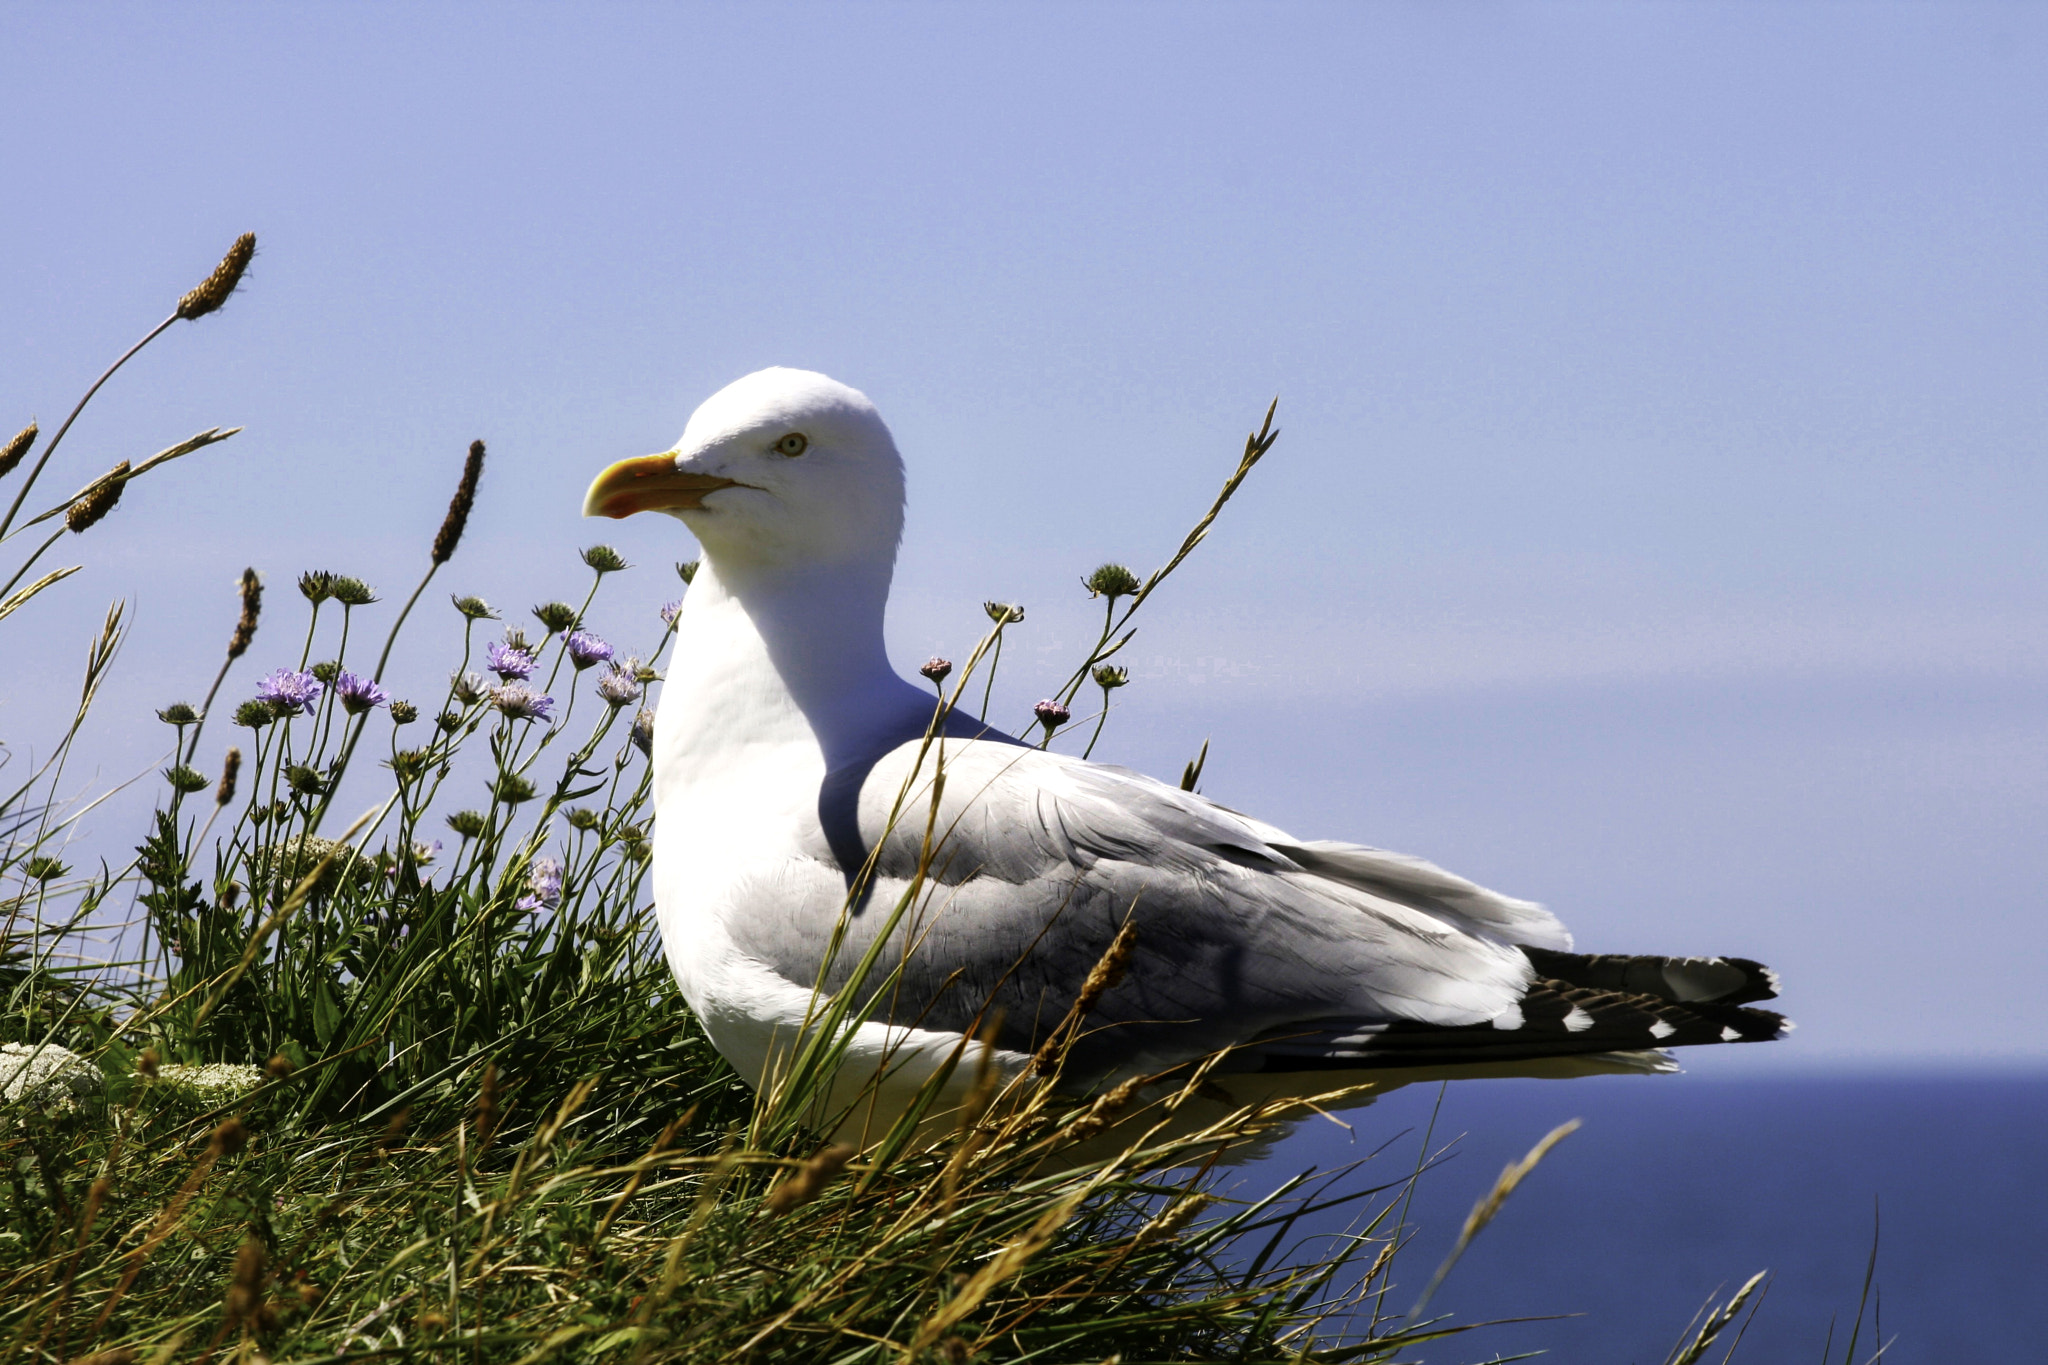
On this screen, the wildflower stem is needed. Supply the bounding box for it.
[0,526,67,603]
[373,561,439,684]
[0,315,176,540]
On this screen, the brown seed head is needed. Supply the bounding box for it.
[474,1062,501,1146]
[264,1052,296,1080]
[228,568,262,659]
[375,1105,413,1158]
[216,747,242,807]
[431,440,487,564]
[66,1350,138,1365]
[0,421,34,480]
[764,1143,855,1215]
[223,1234,267,1328]
[1076,919,1139,1013]
[208,1116,248,1158]
[136,1047,160,1079]
[176,231,256,321]
[65,461,128,533]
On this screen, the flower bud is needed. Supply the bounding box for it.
[388,699,418,724]
[331,576,378,607]
[233,699,274,729]
[919,657,953,685]
[387,748,429,781]
[581,543,628,573]
[446,809,487,840]
[24,856,66,882]
[451,594,499,620]
[493,773,536,805]
[565,806,601,832]
[156,701,201,726]
[164,764,209,795]
[309,660,341,684]
[1092,665,1130,690]
[436,709,463,733]
[631,708,656,756]
[1033,699,1071,731]
[265,1053,297,1079]
[65,462,128,532]
[298,571,335,604]
[983,601,1024,625]
[286,765,327,797]
[1084,563,1142,601]
[677,559,700,585]
[175,232,255,321]
[532,601,579,634]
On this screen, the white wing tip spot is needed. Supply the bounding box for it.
[1649,1019,1676,1040]
[1720,1025,1742,1042]
[1562,1007,1594,1033]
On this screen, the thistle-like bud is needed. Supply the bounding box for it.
[451,594,498,620]
[1092,665,1130,690]
[983,601,1024,625]
[1084,563,1142,601]
[309,660,341,684]
[1033,699,1071,731]
[65,461,128,532]
[23,856,66,882]
[565,806,601,832]
[919,657,953,685]
[446,809,488,840]
[388,748,429,781]
[217,747,241,807]
[175,231,256,321]
[532,601,579,634]
[164,764,209,795]
[233,699,274,729]
[157,701,201,726]
[677,559,700,585]
[227,568,262,659]
[430,440,486,565]
[435,709,463,733]
[331,576,378,607]
[493,773,536,805]
[0,421,34,480]
[389,699,418,724]
[581,544,629,574]
[298,570,335,604]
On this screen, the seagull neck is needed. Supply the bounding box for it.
[671,555,921,765]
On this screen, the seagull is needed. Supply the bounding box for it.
[584,368,1787,1136]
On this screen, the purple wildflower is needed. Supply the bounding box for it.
[256,668,323,716]
[516,855,565,912]
[1033,699,1071,730]
[490,683,556,722]
[596,663,641,708]
[630,708,656,756]
[333,669,389,714]
[486,640,536,680]
[565,630,613,670]
[659,599,683,627]
[919,657,953,685]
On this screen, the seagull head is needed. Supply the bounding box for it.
[583,367,906,570]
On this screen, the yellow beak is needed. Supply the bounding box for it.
[582,453,744,519]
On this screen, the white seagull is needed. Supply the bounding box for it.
[584,368,1787,1134]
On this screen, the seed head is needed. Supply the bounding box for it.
[309,660,341,684]
[493,772,537,805]
[157,701,201,726]
[330,576,378,606]
[24,855,66,882]
[676,559,700,584]
[430,440,487,565]
[983,600,1024,625]
[446,809,487,840]
[919,657,953,685]
[137,1048,160,1079]
[581,543,628,574]
[216,748,241,806]
[532,600,579,634]
[285,764,327,797]
[1084,563,1143,601]
[0,421,35,480]
[1093,664,1130,690]
[233,699,274,729]
[164,764,209,795]
[227,568,262,659]
[208,1116,248,1158]
[66,461,128,532]
[451,593,498,620]
[565,806,601,832]
[435,708,463,733]
[223,1233,268,1329]
[388,699,418,724]
[175,231,255,321]
[1033,699,1071,731]
[297,570,335,604]
[763,1144,855,1215]
[265,1053,297,1080]
[387,747,429,781]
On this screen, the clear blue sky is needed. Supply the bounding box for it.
[5,2,2045,1067]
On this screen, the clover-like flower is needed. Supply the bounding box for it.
[565,630,614,670]
[1033,699,1071,731]
[516,856,565,912]
[919,657,953,685]
[256,668,323,716]
[486,640,536,681]
[595,663,641,708]
[490,684,556,722]
[334,669,390,714]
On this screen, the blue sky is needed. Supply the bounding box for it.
[4,2,2045,1067]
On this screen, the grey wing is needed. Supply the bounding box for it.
[792,738,1556,1079]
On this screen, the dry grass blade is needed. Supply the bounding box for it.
[1664,1270,1769,1365]
[1409,1117,1582,1320]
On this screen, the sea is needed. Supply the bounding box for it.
[1233,1071,2046,1364]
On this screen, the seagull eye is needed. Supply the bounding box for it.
[774,433,808,457]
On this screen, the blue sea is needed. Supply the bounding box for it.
[1238,1072,2046,1364]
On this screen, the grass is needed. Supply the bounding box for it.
[0,239,1882,1365]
